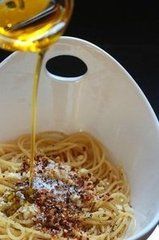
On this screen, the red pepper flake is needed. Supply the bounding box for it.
[17,154,100,238]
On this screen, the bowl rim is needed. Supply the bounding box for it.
[0,36,159,240]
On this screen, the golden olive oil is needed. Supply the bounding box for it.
[0,0,74,185]
[0,0,73,52]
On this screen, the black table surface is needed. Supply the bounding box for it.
[0,1,159,119]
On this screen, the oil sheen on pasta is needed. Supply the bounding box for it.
[0,132,134,239]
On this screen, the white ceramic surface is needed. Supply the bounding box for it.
[0,36,159,240]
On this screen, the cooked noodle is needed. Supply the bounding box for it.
[0,131,134,239]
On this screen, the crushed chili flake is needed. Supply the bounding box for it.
[16,155,98,239]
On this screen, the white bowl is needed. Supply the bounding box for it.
[0,36,159,240]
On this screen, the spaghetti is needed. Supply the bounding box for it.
[0,131,134,239]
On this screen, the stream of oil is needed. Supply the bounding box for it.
[29,51,45,186]
[0,0,74,186]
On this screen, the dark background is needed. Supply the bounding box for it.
[0,1,159,118]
